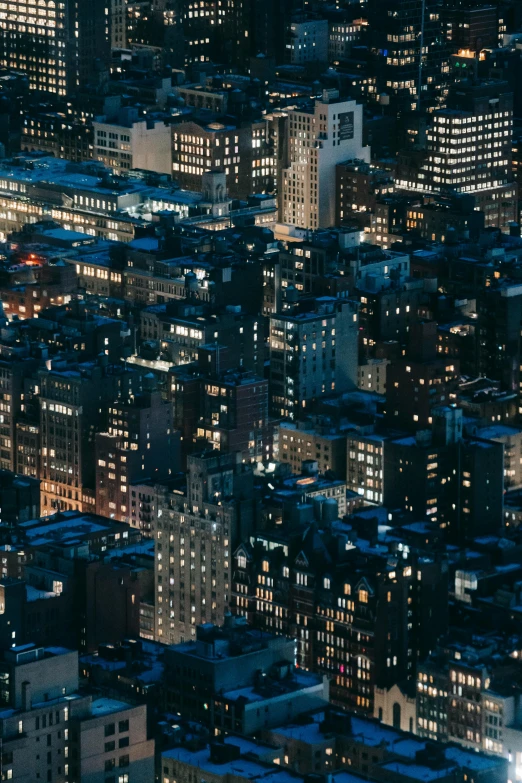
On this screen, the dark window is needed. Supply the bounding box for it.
[119,755,130,768]
[105,741,116,752]
[118,720,129,733]
[105,759,115,772]
[393,702,401,730]
[105,723,116,737]
[118,737,129,748]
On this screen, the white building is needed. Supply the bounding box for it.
[109,0,127,48]
[358,358,389,394]
[288,19,328,64]
[374,682,417,735]
[281,89,370,230]
[93,111,172,175]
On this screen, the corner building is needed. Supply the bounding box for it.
[281,89,370,230]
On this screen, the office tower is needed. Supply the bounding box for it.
[280,90,370,230]
[367,0,447,110]
[39,360,139,515]
[0,0,110,95]
[95,385,180,523]
[269,296,359,420]
[397,81,516,230]
[153,451,255,644]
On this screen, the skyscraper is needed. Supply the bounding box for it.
[0,0,110,96]
[396,80,517,230]
[367,0,448,110]
[269,296,359,420]
[153,451,255,644]
[281,90,369,230]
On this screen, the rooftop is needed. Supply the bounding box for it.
[90,698,134,718]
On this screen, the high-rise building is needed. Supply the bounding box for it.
[109,0,128,48]
[95,386,180,523]
[383,407,505,542]
[232,526,448,715]
[39,360,140,515]
[153,451,255,644]
[346,430,387,505]
[288,19,328,64]
[476,281,522,393]
[396,81,517,230]
[385,322,460,432]
[367,0,448,110]
[269,296,359,420]
[172,118,276,200]
[281,90,370,230]
[446,1,498,52]
[0,0,110,95]
[196,368,273,464]
[0,356,37,473]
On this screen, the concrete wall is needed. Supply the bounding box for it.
[78,702,154,783]
[373,684,417,735]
